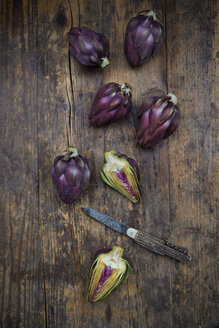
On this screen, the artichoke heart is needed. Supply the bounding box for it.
[87,246,130,303]
[101,150,141,203]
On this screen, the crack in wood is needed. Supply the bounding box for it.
[67,0,73,27]
[67,51,76,146]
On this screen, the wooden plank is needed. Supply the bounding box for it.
[0,0,45,327]
[166,0,219,327]
[36,1,76,327]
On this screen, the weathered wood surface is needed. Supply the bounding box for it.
[0,0,218,327]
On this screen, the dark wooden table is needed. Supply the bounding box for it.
[0,1,218,327]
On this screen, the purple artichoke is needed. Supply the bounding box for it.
[68,27,110,69]
[137,93,180,148]
[101,150,141,203]
[52,147,91,204]
[124,10,164,67]
[87,246,130,303]
[89,82,132,127]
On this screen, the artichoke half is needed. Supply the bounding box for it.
[101,150,141,203]
[87,246,130,303]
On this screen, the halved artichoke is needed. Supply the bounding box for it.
[100,150,141,203]
[87,246,130,303]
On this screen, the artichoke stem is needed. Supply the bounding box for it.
[167,93,178,105]
[63,147,78,161]
[121,83,131,95]
[101,57,110,68]
[146,10,157,20]
[111,246,124,259]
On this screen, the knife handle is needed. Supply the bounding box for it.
[126,228,191,263]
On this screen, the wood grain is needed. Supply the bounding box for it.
[0,1,45,327]
[0,0,218,327]
[166,1,219,327]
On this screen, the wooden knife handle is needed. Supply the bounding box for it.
[127,228,191,263]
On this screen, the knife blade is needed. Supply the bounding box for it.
[81,207,191,263]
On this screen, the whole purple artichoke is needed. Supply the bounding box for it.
[124,10,164,67]
[52,147,91,204]
[68,27,110,69]
[89,82,132,127]
[137,93,180,148]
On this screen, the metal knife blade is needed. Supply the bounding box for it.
[81,206,128,235]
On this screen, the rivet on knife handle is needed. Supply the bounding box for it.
[127,228,191,263]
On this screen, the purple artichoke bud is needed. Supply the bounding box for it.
[124,10,164,67]
[68,27,110,69]
[100,150,141,203]
[137,93,180,148]
[87,246,130,303]
[52,147,91,204]
[89,82,132,127]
